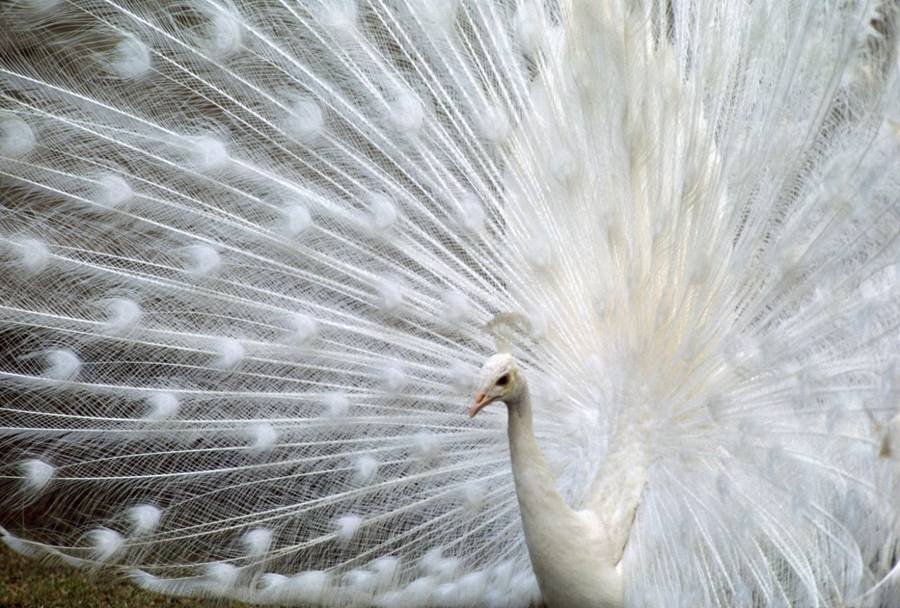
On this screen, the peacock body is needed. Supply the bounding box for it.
[0,1,898,606]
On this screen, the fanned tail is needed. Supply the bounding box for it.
[0,2,548,605]
[0,1,898,607]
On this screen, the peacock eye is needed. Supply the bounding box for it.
[496,373,510,386]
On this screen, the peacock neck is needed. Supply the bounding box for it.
[505,383,625,608]
[505,387,573,525]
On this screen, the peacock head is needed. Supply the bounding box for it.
[468,353,524,417]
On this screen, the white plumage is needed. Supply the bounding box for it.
[0,1,898,607]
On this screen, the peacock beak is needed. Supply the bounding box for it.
[468,392,490,418]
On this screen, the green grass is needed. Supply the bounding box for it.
[0,543,546,607]
[0,543,242,608]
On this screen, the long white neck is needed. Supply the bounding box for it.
[505,384,626,608]
[506,389,574,531]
